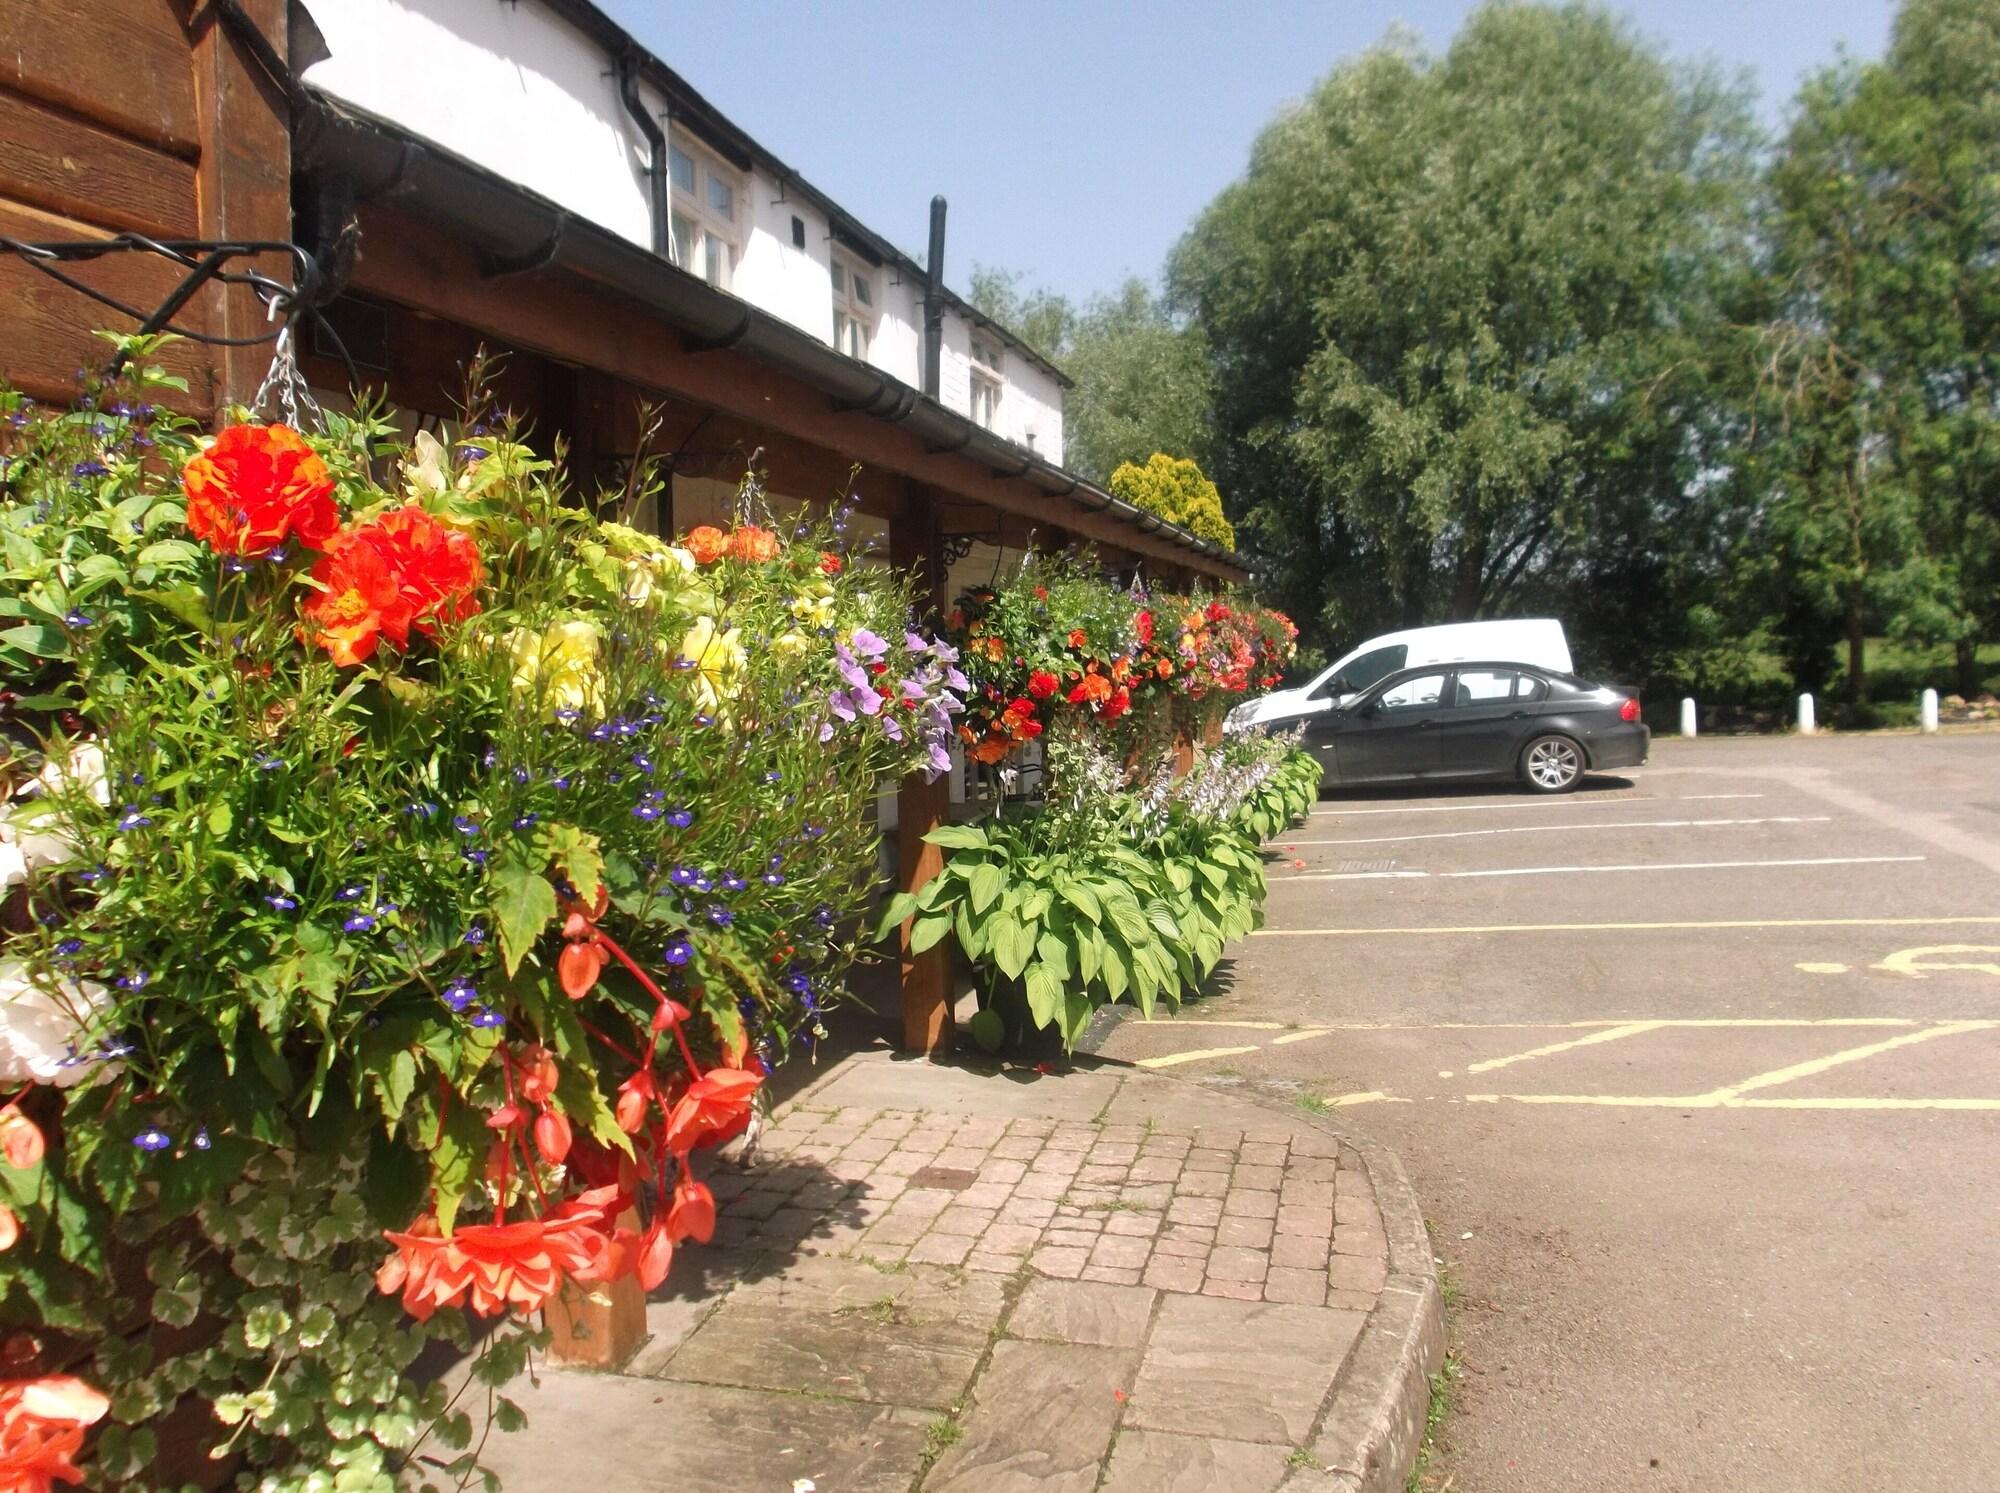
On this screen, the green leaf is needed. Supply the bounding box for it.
[1058,879,1102,923]
[131,584,212,634]
[874,890,921,938]
[908,911,953,953]
[490,848,558,977]
[1035,930,1072,981]
[967,861,1006,915]
[1023,963,1062,1028]
[923,823,991,850]
[990,914,1034,980]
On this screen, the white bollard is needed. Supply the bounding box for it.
[1797,693,1816,735]
[1680,697,1697,738]
[1921,688,1939,733]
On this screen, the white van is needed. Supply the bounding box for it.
[1229,619,1573,729]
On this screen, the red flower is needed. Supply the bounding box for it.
[819,551,844,575]
[558,940,605,1000]
[1027,670,1058,699]
[1206,601,1230,622]
[1067,629,1087,649]
[727,525,781,563]
[1135,609,1154,643]
[1034,586,1048,600]
[376,1185,625,1321]
[0,1375,109,1493]
[683,525,729,565]
[301,505,483,666]
[661,1067,763,1158]
[667,1175,716,1245]
[0,1208,16,1253]
[0,1110,44,1171]
[182,423,338,556]
[1006,697,1036,718]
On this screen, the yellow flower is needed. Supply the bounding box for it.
[789,586,837,630]
[507,620,605,715]
[677,614,746,714]
[772,630,813,658]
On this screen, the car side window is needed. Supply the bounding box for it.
[1375,672,1448,711]
[1333,644,1409,695]
[1513,675,1549,703]
[1452,669,1516,705]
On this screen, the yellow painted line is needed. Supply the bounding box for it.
[1133,1044,1262,1069]
[1252,916,2000,938]
[1322,1091,1406,1106]
[1465,1021,1666,1075]
[1796,962,1850,974]
[1466,1093,2000,1112]
[1270,1028,1336,1046]
[1140,1019,1289,1029]
[1703,1021,1997,1100]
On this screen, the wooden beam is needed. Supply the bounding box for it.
[891,499,953,1057]
[344,204,1244,581]
[188,0,293,412]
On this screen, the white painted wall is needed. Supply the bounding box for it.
[298,0,1064,460]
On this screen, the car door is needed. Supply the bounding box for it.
[1332,670,1449,782]
[1434,667,1525,776]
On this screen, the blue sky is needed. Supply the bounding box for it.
[600,0,1895,304]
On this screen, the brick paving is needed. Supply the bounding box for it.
[472,1053,1431,1493]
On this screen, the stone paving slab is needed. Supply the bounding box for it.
[472,1051,1440,1493]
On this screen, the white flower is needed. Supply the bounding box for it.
[400,429,449,496]
[0,810,79,883]
[36,741,109,806]
[0,962,116,1088]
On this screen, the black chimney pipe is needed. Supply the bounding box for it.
[617,51,670,259]
[922,195,946,399]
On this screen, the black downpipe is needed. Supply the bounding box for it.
[922,195,946,398]
[617,52,669,258]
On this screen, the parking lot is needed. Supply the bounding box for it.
[1094,732,2000,1493]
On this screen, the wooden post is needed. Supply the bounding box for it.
[188,0,295,412]
[543,1209,647,1368]
[891,496,953,1056]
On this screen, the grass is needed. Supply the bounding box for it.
[1296,1092,1331,1116]
[923,1416,964,1461]
[1286,1447,1319,1469]
[1406,1356,1462,1493]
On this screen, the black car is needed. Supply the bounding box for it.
[1293,661,1649,793]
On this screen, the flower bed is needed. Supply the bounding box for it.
[0,347,961,1487]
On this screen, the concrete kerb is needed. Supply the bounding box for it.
[757,1044,1445,1493]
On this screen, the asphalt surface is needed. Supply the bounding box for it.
[1095,732,2000,1493]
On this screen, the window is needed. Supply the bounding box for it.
[1514,674,1550,703]
[1452,669,1518,705]
[969,332,1003,430]
[1324,644,1407,696]
[1376,672,1448,711]
[666,136,740,291]
[830,250,876,360]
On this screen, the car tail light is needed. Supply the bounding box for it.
[1618,697,1641,723]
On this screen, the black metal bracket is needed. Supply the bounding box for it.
[480,212,568,278]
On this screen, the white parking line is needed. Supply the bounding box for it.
[1285,815,1830,847]
[1274,854,1925,885]
[1307,793,1764,818]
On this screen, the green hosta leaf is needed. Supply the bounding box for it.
[953,897,985,957]
[874,889,920,938]
[1035,930,1072,982]
[908,911,953,953]
[490,848,558,977]
[1058,879,1102,923]
[967,861,1006,915]
[923,823,991,850]
[1023,963,1061,1028]
[990,914,1034,980]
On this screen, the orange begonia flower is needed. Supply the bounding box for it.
[0,1208,17,1253]
[0,1111,43,1171]
[301,504,483,666]
[182,423,339,557]
[659,1067,762,1158]
[726,525,781,563]
[376,1185,625,1321]
[0,1374,110,1493]
[682,525,729,565]
[667,1175,716,1245]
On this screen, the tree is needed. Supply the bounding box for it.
[1755,0,1999,703]
[1170,4,1757,678]
[1108,453,1235,549]
[968,269,1213,485]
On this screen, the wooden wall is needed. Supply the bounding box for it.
[0,0,292,416]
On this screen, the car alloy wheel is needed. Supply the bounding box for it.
[1523,735,1582,793]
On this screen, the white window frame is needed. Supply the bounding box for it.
[969,332,1004,430]
[667,131,742,291]
[830,248,877,361]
